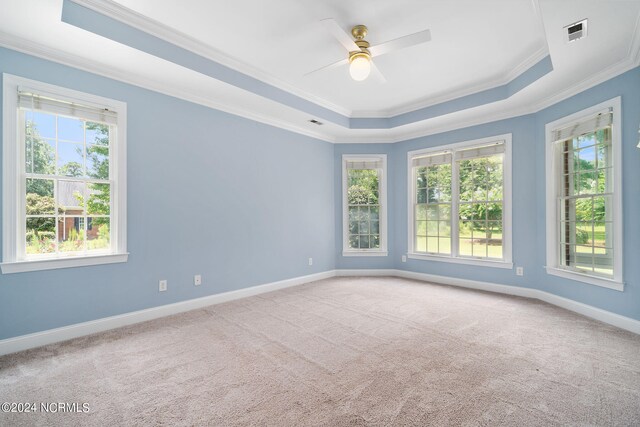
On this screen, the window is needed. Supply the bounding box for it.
[2,74,127,273]
[342,155,387,256]
[545,97,622,290]
[408,135,512,268]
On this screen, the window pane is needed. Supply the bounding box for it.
[576,133,596,149]
[488,241,503,259]
[459,166,474,202]
[426,221,438,236]
[438,221,451,237]
[370,206,379,221]
[349,206,358,223]
[416,169,427,189]
[58,181,86,215]
[416,204,427,221]
[427,236,438,253]
[58,216,84,253]
[417,188,427,203]
[416,220,427,236]
[26,217,56,255]
[86,122,110,146]
[26,179,54,215]
[86,145,109,179]
[459,221,473,238]
[349,219,358,234]
[86,183,111,215]
[358,221,369,235]
[87,217,110,251]
[578,146,596,171]
[459,239,473,256]
[349,235,359,249]
[25,137,55,174]
[438,205,451,221]
[593,221,609,250]
[438,237,451,255]
[58,116,84,142]
[58,141,84,177]
[597,144,608,168]
[486,202,502,222]
[359,235,370,249]
[459,203,473,221]
[27,111,56,138]
[426,205,438,220]
[371,220,379,235]
[416,236,427,252]
[574,198,593,221]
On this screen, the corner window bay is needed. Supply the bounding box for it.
[409,135,512,268]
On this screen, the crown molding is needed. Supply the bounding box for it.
[351,46,550,118]
[0,32,336,144]
[334,57,639,144]
[629,7,640,65]
[69,0,352,118]
[529,57,639,114]
[2,7,638,148]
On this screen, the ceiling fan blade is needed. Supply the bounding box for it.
[304,57,349,77]
[369,29,431,57]
[320,18,360,52]
[370,61,387,83]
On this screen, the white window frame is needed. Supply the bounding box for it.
[2,74,128,273]
[342,154,388,256]
[407,134,513,269]
[545,97,623,291]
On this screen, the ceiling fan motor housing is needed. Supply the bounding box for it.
[350,25,371,62]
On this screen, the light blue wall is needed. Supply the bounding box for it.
[335,67,639,320]
[2,45,639,341]
[0,48,336,340]
[533,67,640,319]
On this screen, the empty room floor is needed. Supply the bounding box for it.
[1,276,639,426]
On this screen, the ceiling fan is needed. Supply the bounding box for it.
[307,18,432,82]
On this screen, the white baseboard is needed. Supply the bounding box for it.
[2,268,638,356]
[0,270,335,356]
[390,269,640,335]
[335,268,396,277]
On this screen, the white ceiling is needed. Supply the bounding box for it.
[0,0,639,143]
[112,0,548,115]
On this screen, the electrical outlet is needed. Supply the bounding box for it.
[516,267,524,276]
[194,275,202,286]
[159,279,167,292]
[308,257,313,266]
[402,255,407,263]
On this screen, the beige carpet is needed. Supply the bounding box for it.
[1,276,639,426]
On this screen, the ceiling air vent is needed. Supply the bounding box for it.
[309,119,323,125]
[565,19,587,43]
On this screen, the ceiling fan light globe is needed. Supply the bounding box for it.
[349,55,371,81]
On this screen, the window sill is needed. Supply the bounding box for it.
[545,267,623,291]
[407,253,513,269]
[342,250,389,257]
[1,253,129,274]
